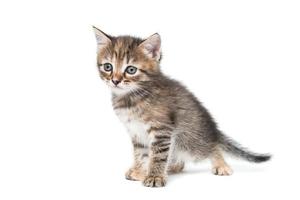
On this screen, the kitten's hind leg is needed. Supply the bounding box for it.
[210,148,233,176]
[168,160,185,174]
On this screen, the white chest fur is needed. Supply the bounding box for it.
[114,108,150,146]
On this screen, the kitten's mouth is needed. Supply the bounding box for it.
[111,85,124,90]
[107,82,122,89]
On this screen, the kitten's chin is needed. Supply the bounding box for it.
[110,86,132,96]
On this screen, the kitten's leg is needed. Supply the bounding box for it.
[125,140,148,181]
[143,131,171,187]
[168,161,185,174]
[210,148,233,176]
[167,155,184,174]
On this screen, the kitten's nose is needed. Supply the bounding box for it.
[112,79,121,86]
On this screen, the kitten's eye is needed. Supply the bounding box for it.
[125,66,137,75]
[103,63,113,72]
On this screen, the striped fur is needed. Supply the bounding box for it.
[93,27,271,187]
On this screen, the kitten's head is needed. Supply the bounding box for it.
[93,26,162,95]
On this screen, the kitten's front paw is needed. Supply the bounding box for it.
[143,175,166,187]
[125,168,145,181]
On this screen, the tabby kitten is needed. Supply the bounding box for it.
[93,26,271,187]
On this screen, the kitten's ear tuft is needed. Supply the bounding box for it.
[92,26,111,51]
[139,33,161,61]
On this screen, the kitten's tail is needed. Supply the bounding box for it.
[218,133,272,163]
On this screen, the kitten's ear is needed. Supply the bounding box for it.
[139,33,161,61]
[92,26,111,51]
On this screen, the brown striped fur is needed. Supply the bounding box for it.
[93,27,271,187]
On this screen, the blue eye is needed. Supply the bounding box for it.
[125,66,137,74]
[103,63,113,72]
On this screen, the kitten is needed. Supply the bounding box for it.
[93,26,271,187]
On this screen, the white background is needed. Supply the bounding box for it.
[0,0,299,199]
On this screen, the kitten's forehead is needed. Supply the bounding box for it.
[100,36,143,63]
[113,36,143,51]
